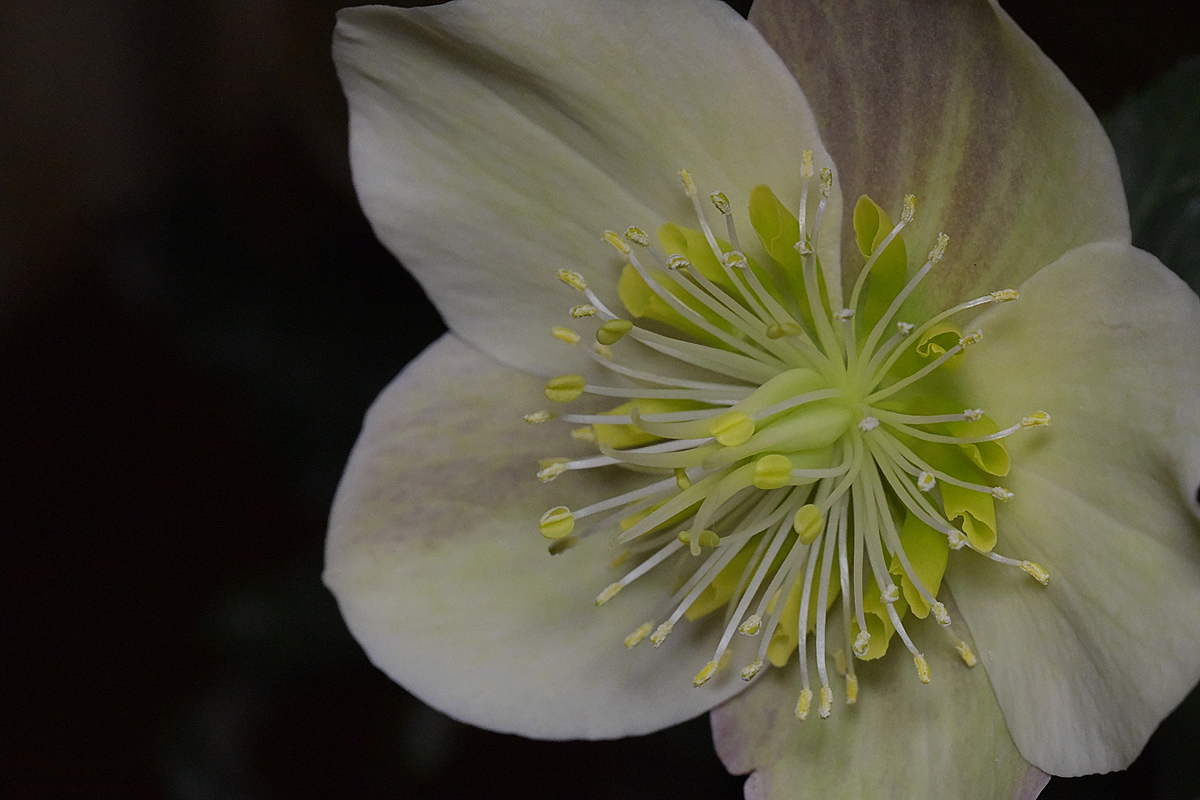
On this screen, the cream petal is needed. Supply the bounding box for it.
[336,0,842,376]
[950,242,1200,774]
[712,594,1050,800]
[325,333,759,738]
[749,0,1129,315]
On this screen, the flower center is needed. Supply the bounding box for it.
[527,156,1049,721]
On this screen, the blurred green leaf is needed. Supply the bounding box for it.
[1105,58,1200,290]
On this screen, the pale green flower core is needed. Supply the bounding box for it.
[529,156,1049,720]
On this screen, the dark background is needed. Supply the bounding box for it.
[3,1,1198,798]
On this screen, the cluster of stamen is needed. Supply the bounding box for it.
[525,156,1049,720]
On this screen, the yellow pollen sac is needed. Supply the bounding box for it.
[624,621,654,648]
[539,506,574,540]
[901,194,916,223]
[596,318,634,345]
[914,653,931,684]
[666,253,691,270]
[524,410,553,424]
[766,321,804,339]
[991,288,1019,302]
[602,229,631,255]
[570,426,596,442]
[552,326,581,344]
[678,168,698,197]
[537,460,568,482]
[1021,560,1051,585]
[853,630,872,658]
[793,504,824,545]
[710,410,755,446]
[846,674,859,704]
[931,601,951,626]
[801,149,814,178]
[678,529,720,549]
[858,416,880,433]
[710,191,731,215]
[796,688,813,721]
[674,467,691,490]
[650,621,674,647]
[556,268,587,291]
[956,640,978,667]
[741,658,764,681]
[754,454,793,490]
[992,487,1015,502]
[739,614,763,636]
[1021,411,1051,428]
[959,330,983,348]
[570,304,598,318]
[544,374,585,402]
[819,686,833,719]
[917,471,936,492]
[624,226,650,246]
[929,232,950,263]
[693,660,719,687]
[595,582,622,605]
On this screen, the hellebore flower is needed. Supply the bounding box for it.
[324,0,1200,797]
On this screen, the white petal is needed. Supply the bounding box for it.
[951,242,1200,774]
[335,0,841,375]
[712,594,1050,800]
[749,0,1129,313]
[325,334,757,738]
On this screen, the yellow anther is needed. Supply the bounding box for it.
[570,304,598,318]
[1021,411,1051,428]
[650,621,674,646]
[796,238,814,256]
[914,653,931,684]
[524,410,553,424]
[537,461,568,483]
[596,318,633,345]
[740,659,764,681]
[947,530,967,550]
[833,650,847,676]
[896,321,915,336]
[917,471,936,492]
[595,582,623,606]
[766,321,804,339]
[544,374,585,402]
[793,504,824,545]
[753,454,793,490]
[570,426,596,442]
[858,416,880,433]
[880,584,900,603]
[624,621,653,648]
[963,408,983,422]
[991,289,1019,302]
[709,191,731,215]
[624,226,650,247]
[853,630,871,658]
[692,660,719,687]
[551,326,581,345]
[818,686,833,719]
[678,168,697,198]
[819,167,832,197]
[710,411,754,446]
[738,614,762,636]
[674,467,691,491]
[901,194,916,223]
[602,229,631,255]
[539,506,575,540]
[547,536,577,555]
[795,688,813,721]
[932,601,951,627]
[929,232,950,264]
[845,674,859,704]
[593,343,613,360]
[833,308,855,322]
[955,640,978,667]
[801,149,814,179]
[958,330,983,348]
[723,250,748,270]
[666,253,691,270]
[556,269,587,291]
[1021,560,1050,585]
[992,487,1014,502]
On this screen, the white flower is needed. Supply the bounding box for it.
[324,1,1200,796]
